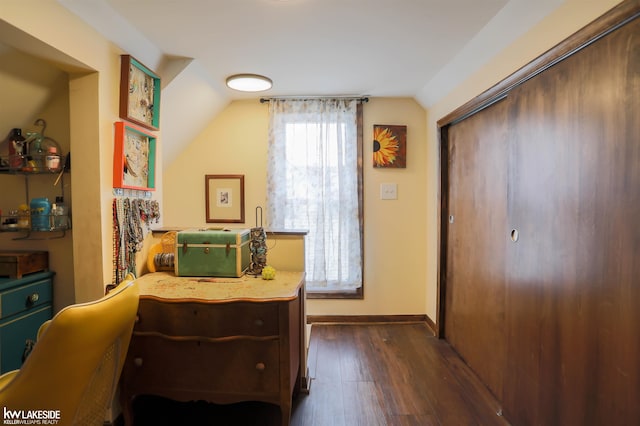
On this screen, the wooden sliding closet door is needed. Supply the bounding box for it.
[441,7,639,426]
[444,98,510,401]
[504,17,640,425]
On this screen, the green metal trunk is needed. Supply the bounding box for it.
[175,228,250,277]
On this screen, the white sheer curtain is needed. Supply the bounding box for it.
[266,99,362,291]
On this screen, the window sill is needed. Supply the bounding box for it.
[306,287,363,299]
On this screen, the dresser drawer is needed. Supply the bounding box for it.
[0,278,53,320]
[123,334,280,402]
[135,299,279,337]
[0,305,52,373]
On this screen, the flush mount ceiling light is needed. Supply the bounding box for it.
[226,74,273,92]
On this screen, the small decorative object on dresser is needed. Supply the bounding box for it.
[0,251,49,279]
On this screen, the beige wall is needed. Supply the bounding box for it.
[1,0,624,321]
[1,0,159,306]
[0,54,75,311]
[164,2,625,321]
[165,98,430,316]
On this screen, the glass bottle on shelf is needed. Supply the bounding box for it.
[42,137,62,172]
[0,128,27,170]
[17,204,30,229]
[50,196,68,230]
[1,209,18,230]
[25,132,44,172]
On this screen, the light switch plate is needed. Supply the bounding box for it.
[380,183,397,200]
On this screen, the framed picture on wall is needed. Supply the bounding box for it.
[119,55,161,131]
[373,124,407,168]
[113,121,156,191]
[205,174,245,223]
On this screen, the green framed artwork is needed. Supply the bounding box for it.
[119,55,161,131]
[113,121,156,191]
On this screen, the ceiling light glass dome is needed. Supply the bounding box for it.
[226,74,272,92]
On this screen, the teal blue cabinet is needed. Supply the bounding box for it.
[0,271,54,373]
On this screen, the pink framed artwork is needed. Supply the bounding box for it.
[113,121,156,191]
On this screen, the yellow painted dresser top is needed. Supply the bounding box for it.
[135,271,304,302]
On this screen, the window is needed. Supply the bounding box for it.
[266,98,363,297]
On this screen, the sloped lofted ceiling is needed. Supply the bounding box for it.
[0,42,68,131]
[57,0,564,168]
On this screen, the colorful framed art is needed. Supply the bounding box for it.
[205,174,245,223]
[113,121,156,191]
[373,124,407,168]
[119,55,161,131]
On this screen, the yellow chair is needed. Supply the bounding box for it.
[0,275,140,426]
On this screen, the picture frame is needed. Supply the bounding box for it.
[205,174,245,223]
[113,121,156,191]
[373,124,407,168]
[119,54,161,131]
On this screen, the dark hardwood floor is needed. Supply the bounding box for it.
[131,323,509,425]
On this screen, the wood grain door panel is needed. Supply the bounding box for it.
[504,17,640,425]
[442,10,640,426]
[445,98,510,401]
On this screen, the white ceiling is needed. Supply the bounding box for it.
[111,0,512,99]
[55,0,564,165]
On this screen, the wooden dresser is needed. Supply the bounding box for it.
[0,270,54,374]
[119,271,306,426]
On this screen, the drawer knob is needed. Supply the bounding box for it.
[26,293,39,306]
[134,357,143,367]
[255,362,265,371]
[254,319,264,327]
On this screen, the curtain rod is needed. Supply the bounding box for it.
[259,96,369,103]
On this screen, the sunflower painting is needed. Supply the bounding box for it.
[373,124,406,168]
